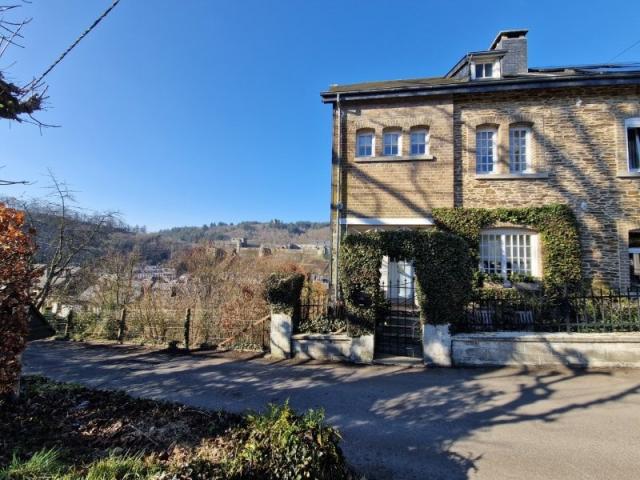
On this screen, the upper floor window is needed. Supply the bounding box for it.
[626,118,640,172]
[476,128,497,174]
[410,129,429,156]
[480,229,540,281]
[475,62,494,79]
[509,126,531,173]
[383,130,401,156]
[356,131,374,157]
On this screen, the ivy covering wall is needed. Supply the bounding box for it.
[337,204,583,336]
[432,204,583,293]
[339,230,473,333]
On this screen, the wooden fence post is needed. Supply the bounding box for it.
[117,308,127,344]
[184,308,191,351]
[64,310,74,339]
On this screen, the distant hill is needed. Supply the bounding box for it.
[1,197,330,265]
[158,220,330,246]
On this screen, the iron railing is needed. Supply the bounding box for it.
[459,288,640,333]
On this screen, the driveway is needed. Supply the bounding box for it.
[23,340,640,480]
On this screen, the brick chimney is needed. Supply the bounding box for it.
[490,30,528,76]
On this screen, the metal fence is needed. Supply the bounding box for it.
[54,307,271,351]
[458,288,640,333]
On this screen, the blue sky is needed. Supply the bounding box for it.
[2,0,639,231]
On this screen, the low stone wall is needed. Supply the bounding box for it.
[452,332,640,368]
[292,333,374,364]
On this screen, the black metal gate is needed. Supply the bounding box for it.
[375,281,423,358]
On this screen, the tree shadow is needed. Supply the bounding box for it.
[23,341,640,480]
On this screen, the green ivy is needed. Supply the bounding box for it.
[263,272,305,319]
[432,204,583,294]
[339,231,473,333]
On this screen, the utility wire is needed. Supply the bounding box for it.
[610,38,640,62]
[26,0,121,89]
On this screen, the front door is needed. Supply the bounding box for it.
[376,257,422,358]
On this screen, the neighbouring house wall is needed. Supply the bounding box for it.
[454,85,640,289]
[452,332,640,368]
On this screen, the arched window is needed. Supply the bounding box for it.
[356,129,375,157]
[383,128,402,156]
[410,127,429,156]
[479,228,541,281]
[625,118,640,172]
[476,126,498,174]
[509,124,532,173]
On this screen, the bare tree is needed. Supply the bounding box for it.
[29,172,117,310]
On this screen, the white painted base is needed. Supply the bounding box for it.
[452,332,640,368]
[290,333,374,364]
[350,334,375,364]
[270,312,293,359]
[423,323,452,367]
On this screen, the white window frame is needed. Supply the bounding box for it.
[470,59,501,80]
[625,118,640,172]
[479,228,541,281]
[410,128,429,156]
[356,131,374,157]
[509,126,532,173]
[383,130,402,156]
[476,127,497,174]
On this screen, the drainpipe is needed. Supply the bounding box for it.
[333,93,343,302]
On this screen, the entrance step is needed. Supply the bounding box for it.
[373,354,424,367]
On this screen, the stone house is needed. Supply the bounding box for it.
[321,29,640,297]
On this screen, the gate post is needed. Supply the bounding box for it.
[270,311,293,359]
[423,323,452,367]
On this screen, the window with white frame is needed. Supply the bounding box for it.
[356,131,374,157]
[383,131,401,156]
[509,126,531,173]
[380,256,415,302]
[410,129,428,155]
[474,62,494,79]
[476,128,497,174]
[630,231,640,287]
[479,229,540,280]
[625,118,640,172]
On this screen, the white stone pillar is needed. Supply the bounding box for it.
[349,334,375,364]
[270,312,293,359]
[423,323,452,367]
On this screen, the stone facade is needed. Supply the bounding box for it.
[329,85,640,289]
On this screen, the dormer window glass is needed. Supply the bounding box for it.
[475,62,494,79]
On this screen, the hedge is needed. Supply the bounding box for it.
[432,204,583,294]
[339,230,473,333]
[263,272,305,318]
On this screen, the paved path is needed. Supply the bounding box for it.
[24,340,640,480]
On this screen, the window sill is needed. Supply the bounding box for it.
[355,155,436,163]
[475,172,549,180]
[617,171,640,178]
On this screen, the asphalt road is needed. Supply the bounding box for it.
[23,340,640,480]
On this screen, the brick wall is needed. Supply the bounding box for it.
[331,85,640,289]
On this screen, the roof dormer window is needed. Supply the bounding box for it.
[475,62,493,79]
